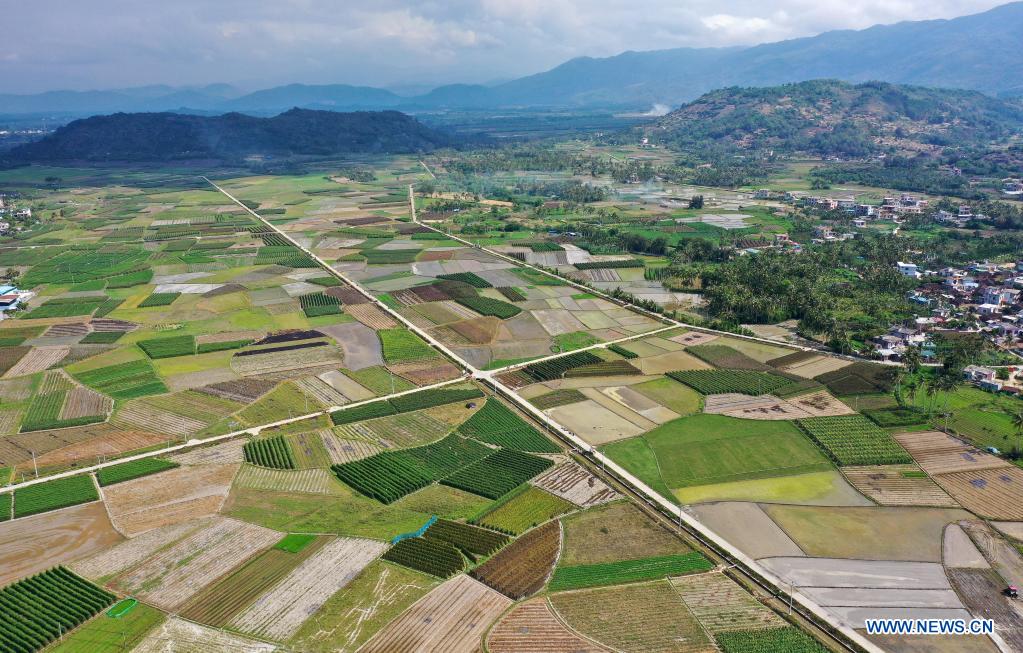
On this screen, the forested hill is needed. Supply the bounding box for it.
[649,80,1023,157]
[3,109,456,164]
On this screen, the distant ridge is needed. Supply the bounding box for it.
[2,2,1022,114]
[2,109,456,164]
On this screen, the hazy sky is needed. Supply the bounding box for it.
[2,0,1009,94]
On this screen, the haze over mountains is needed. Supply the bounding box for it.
[2,1,1022,117]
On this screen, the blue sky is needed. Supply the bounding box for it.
[1,0,1008,93]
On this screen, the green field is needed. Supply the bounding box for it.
[97,458,179,486]
[604,414,832,494]
[14,474,100,517]
[474,485,574,534]
[549,552,713,591]
[378,328,437,363]
[48,602,165,653]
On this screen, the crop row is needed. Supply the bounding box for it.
[573,258,643,269]
[96,458,179,486]
[254,246,316,267]
[332,434,491,503]
[0,566,117,653]
[423,518,509,557]
[715,627,828,653]
[20,390,105,433]
[299,292,342,317]
[362,249,418,264]
[137,292,180,308]
[797,415,913,466]
[666,370,792,396]
[381,537,465,578]
[564,360,641,377]
[456,399,559,453]
[329,387,483,426]
[607,343,639,359]
[13,475,99,518]
[548,552,713,591]
[436,272,492,288]
[496,286,526,302]
[441,448,554,500]
[244,436,296,469]
[378,328,438,364]
[74,359,167,400]
[23,296,106,319]
[137,335,196,358]
[523,351,603,382]
[454,296,521,319]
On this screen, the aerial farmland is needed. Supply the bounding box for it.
[0,157,1018,653]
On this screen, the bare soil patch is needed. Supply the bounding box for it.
[3,346,69,377]
[933,466,1023,520]
[346,303,398,329]
[532,461,619,507]
[111,516,279,610]
[360,574,512,653]
[843,465,959,507]
[0,501,122,585]
[488,598,610,653]
[103,463,239,536]
[895,430,1010,475]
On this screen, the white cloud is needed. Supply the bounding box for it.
[0,0,1010,92]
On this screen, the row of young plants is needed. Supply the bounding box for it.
[329,387,484,426]
[243,436,296,470]
[797,414,913,466]
[0,566,117,653]
[456,399,560,453]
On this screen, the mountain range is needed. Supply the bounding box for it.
[2,109,455,164]
[2,2,1022,116]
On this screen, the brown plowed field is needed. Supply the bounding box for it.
[103,463,239,536]
[1,422,142,467]
[320,432,382,464]
[388,360,461,385]
[19,428,167,473]
[933,466,1023,520]
[0,501,123,585]
[359,574,512,653]
[197,378,277,403]
[843,465,959,507]
[896,430,1009,475]
[346,303,398,329]
[3,346,68,378]
[470,521,561,599]
[488,598,611,653]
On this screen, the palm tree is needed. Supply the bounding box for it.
[925,375,939,415]
[1013,412,1023,457]
[903,346,922,375]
